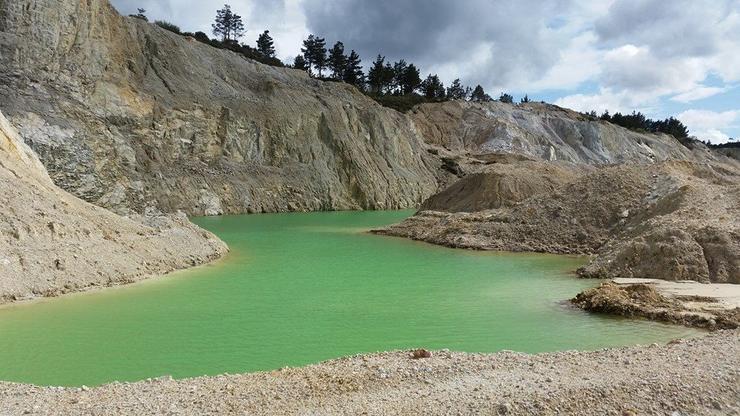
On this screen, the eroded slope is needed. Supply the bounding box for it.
[411,101,702,164]
[0,111,227,303]
[0,0,439,215]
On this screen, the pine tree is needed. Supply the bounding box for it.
[499,92,514,103]
[343,50,364,88]
[446,78,467,100]
[212,4,245,43]
[256,30,275,58]
[400,63,421,95]
[421,74,445,99]
[383,62,396,94]
[392,60,408,95]
[520,94,530,103]
[293,55,308,71]
[470,85,491,102]
[367,55,384,93]
[301,35,317,75]
[328,41,347,80]
[312,36,327,77]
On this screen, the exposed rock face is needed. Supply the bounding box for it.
[410,101,702,164]
[0,110,227,303]
[377,160,740,283]
[0,0,439,215]
[0,0,715,217]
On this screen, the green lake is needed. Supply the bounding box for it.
[0,210,699,386]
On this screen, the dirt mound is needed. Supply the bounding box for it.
[572,282,740,329]
[421,161,584,212]
[378,160,740,283]
[0,110,227,303]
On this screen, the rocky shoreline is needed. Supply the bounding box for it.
[0,331,737,415]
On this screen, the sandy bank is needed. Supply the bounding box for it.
[573,279,740,330]
[0,331,737,415]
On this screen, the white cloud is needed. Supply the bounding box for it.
[553,88,658,114]
[671,86,727,103]
[678,109,740,143]
[522,32,602,92]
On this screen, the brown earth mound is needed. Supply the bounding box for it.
[377,160,740,283]
[420,161,586,212]
[572,282,740,329]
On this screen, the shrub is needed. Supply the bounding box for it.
[154,20,181,35]
[193,31,210,43]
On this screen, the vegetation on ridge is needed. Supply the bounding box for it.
[131,5,703,146]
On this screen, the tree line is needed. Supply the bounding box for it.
[130,5,525,112]
[131,5,698,144]
[580,110,691,143]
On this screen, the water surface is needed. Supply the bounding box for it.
[0,210,698,386]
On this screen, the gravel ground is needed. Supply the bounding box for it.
[1,331,737,415]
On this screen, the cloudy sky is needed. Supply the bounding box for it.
[111,0,740,143]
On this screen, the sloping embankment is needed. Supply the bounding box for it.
[0,110,227,303]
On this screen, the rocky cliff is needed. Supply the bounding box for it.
[0,0,439,215]
[410,101,701,164]
[0,0,712,217]
[0,110,227,303]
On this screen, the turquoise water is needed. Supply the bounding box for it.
[0,210,698,386]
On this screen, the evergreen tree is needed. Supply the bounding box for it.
[256,30,275,58]
[446,78,467,100]
[212,4,245,42]
[420,74,445,99]
[400,63,421,95]
[312,36,327,77]
[343,50,364,88]
[302,35,327,77]
[470,85,491,102]
[328,41,347,80]
[301,35,317,75]
[499,92,514,103]
[367,55,387,94]
[654,117,689,139]
[293,55,308,71]
[520,94,530,103]
[392,60,408,94]
[383,62,395,94]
